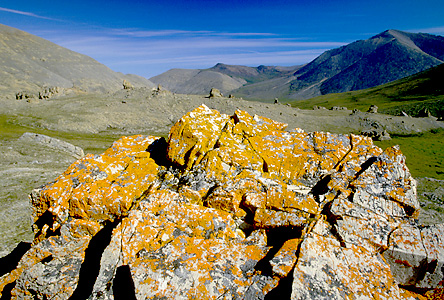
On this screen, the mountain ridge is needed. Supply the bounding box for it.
[150,63,302,95]
[150,29,444,100]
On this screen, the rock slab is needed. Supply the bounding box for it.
[1,104,443,299]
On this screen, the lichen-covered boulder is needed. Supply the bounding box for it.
[1,104,443,299]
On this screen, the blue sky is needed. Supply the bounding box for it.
[1,0,444,78]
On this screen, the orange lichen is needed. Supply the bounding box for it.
[1,106,437,299]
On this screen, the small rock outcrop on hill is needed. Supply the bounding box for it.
[122,80,134,90]
[368,105,378,113]
[1,105,443,299]
[208,87,223,98]
[152,84,172,97]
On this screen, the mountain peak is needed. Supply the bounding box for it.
[371,29,409,41]
[153,29,444,100]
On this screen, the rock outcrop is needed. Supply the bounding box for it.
[122,80,134,90]
[208,87,223,98]
[368,105,378,113]
[152,84,172,97]
[1,105,443,299]
[19,133,84,159]
[39,87,63,99]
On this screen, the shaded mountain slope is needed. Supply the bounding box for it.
[318,30,444,94]
[0,24,154,97]
[152,30,444,101]
[284,29,444,99]
[289,62,444,117]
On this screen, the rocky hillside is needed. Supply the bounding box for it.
[152,30,444,101]
[1,105,443,299]
[0,24,154,98]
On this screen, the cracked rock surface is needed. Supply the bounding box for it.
[1,104,443,299]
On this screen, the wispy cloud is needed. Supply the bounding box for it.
[28,26,346,78]
[0,6,61,21]
[110,28,278,38]
[409,26,444,35]
[111,29,213,38]
[111,50,326,67]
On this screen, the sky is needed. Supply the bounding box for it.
[1,0,444,78]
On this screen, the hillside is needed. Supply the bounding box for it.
[0,24,154,97]
[317,30,444,95]
[151,30,444,101]
[150,63,301,95]
[289,62,444,118]
[149,67,248,95]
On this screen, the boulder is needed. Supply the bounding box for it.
[19,132,84,159]
[331,106,348,111]
[368,105,378,113]
[360,118,391,141]
[15,91,36,100]
[1,105,443,299]
[122,80,134,90]
[208,87,223,98]
[361,128,391,141]
[39,86,63,99]
[152,84,171,96]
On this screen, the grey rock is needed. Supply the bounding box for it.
[208,88,223,98]
[19,132,84,159]
[367,105,378,113]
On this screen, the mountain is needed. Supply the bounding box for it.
[150,63,301,95]
[151,30,444,100]
[315,30,444,94]
[149,67,248,95]
[0,24,154,97]
[288,62,444,117]
[241,29,444,100]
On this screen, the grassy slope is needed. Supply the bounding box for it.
[374,128,444,179]
[288,63,444,117]
[0,114,120,154]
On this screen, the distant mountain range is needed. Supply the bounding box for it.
[0,24,154,97]
[149,64,302,96]
[1,24,443,102]
[151,29,444,100]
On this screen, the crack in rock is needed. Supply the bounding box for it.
[1,105,443,299]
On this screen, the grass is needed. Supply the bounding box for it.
[283,64,444,179]
[288,63,444,118]
[374,128,444,179]
[1,111,443,180]
[0,114,122,154]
